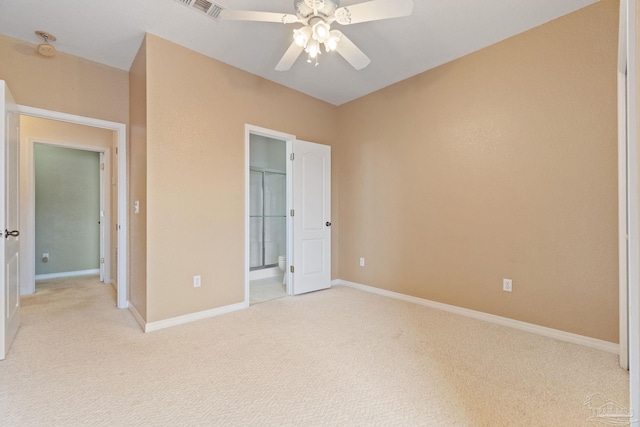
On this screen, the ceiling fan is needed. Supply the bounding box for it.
[219,0,414,71]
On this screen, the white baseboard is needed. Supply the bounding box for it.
[128,303,145,330]
[333,279,619,354]
[139,302,248,333]
[35,269,100,281]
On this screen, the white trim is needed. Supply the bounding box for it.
[128,303,144,330]
[334,279,619,354]
[244,124,296,306]
[144,302,247,333]
[286,138,293,296]
[99,151,105,282]
[249,267,281,281]
[624,0,640,423]
[23,138,111,294]
[17,105,128,309]
[35,269,100,280]
[619,0,630,371]
[619,70,630,370]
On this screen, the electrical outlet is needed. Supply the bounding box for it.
[193,275,201,288]
[359,257,365,267]
[503,278,513,292]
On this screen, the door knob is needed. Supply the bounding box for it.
[5,229,19,238]
[326,222,332,227]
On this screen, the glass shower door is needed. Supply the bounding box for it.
[264,172,286,266]
[250,169,286,270]
[249,170,264,269]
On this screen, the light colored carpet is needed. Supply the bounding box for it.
[35,275,100,292]
[250,275,286,305]
[0,276,629,426]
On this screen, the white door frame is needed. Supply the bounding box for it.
[18,106,128,309]
[244,124,295,305]
[25,139,110,288]
[620,0,639,423]
[619,0,631,372]
[99,151,105,282]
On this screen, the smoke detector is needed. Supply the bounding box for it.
[35,31,57,57]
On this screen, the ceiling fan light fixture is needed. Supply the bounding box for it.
[312,20,331,43]
[324,29,342,52]
[293,26,311,47]
[219,0,414,71]
[306,39,320,58]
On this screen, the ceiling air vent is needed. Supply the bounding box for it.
[174,0,224,20]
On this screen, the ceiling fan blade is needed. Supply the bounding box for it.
[334,32,371,70]
[219,9,299,24]
[334,0,414,25]
[275,41,304,71]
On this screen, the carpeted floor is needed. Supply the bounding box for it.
[0,276,630,426]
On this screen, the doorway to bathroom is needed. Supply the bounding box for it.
[248,131,290,304]
[244,124,332,305]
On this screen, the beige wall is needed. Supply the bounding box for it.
[0,35,128,124]
[2,2,620,342]
[129,37,148,320]
[139,34,337,322]
[2,32,127,294]
[19,116,118,287]
[336,0,619,342]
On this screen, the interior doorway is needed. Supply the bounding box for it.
[245,125,294,305]
[20,117,113,294]
[246,128,292,305]
[32,143,105,286]
[17,106,128,309]
[244,125,333,305]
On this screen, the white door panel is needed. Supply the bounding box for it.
[293,140,331,295]
[1,80,20,360]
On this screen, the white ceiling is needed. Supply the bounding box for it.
[0,0,597,105]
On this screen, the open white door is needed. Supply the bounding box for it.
[292,140,331,295]
[0,80,20,360]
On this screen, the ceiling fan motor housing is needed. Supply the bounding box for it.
[295,0,338,20]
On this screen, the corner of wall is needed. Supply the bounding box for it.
[128,35,148,321]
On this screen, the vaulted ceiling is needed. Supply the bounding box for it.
[0,0,597,105]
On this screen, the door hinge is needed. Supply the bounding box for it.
[290,209,294,217]
[100,258,105,264]
[116,147,118,155]
[290,265,294,273]
[290,153,295,161]
[100,163,105,170]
